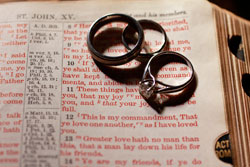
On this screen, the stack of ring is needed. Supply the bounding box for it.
[87,13,144,65]
[87,13,195,106]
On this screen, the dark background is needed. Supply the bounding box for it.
[209,0,250,20]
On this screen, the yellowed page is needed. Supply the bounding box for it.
[0,0,230,166]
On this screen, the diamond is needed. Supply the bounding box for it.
[139,81,154,99]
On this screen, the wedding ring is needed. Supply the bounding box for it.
[87,13,144,65]
[139,51,194,104]
[122,19,167,60]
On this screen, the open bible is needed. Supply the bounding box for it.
[0,0,249,166]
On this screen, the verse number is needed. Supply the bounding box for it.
[65,158,73,164]
[65,136,73,141]
[67,87,73,92]
[66,114,74,120]
[67,61,74,66]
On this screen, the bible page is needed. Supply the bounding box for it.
[0,0,230,166]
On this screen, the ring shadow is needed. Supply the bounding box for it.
[92,27,197,112]
[93,27,147,84]
[92,27,170,84]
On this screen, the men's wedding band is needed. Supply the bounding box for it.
[87,13,144,65]
[122,19,167,60]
